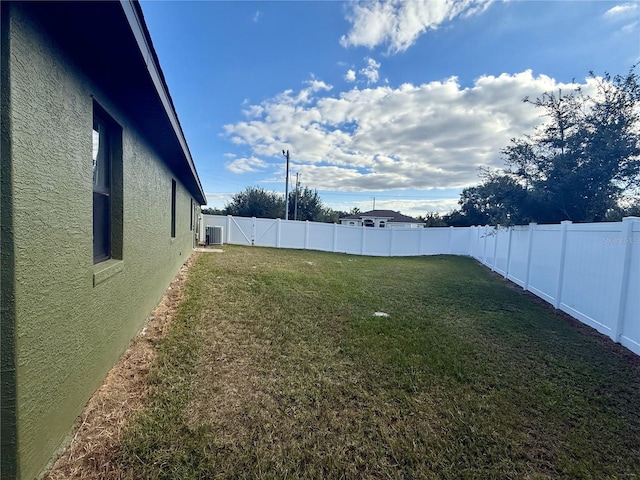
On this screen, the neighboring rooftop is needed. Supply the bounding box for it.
[341,210,422,223]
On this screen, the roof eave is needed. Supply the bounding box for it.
[121,1,206,205]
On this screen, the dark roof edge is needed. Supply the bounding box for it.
[120,0,206,205]
[340,210,422,222]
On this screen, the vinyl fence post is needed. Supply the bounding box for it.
[482,226,488,265]
[333,223,338,253]
[523,223,536,291]
[389,228,394,256]
[491,225,499,272]
[611,217,639,342]
[226,215,232,244]
[276,218,281,248]
[361,226,366,256]
[305,221,310,250]
[449,226,454,254]
[504,226,513,280]
[473,226,480,259]
[469,226,474,258]
[553,220,572,309]
[251,217,257,246]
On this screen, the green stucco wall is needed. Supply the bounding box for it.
[4,5,199,478]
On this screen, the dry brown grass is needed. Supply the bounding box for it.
[43,253,198,480]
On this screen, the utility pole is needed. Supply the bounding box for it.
[294,172,300,221]
[372,197,376,210]
[282,150,290,220]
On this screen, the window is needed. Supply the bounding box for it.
[171,179,176,238]
[92,116,110,262]
[364,219,374,227]
[379,221,386,228]
[92,103,122,264]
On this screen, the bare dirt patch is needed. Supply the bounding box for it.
[43,253,198,480]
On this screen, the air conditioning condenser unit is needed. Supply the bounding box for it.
[205,226,223,246]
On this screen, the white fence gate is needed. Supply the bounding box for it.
[202,215,640,356]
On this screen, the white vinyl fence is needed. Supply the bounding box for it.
[202,214,640,356]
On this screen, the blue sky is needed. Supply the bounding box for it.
[140,0,640,217]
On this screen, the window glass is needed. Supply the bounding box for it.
[92,103,122,266]
[93,115,111,263]
[92,118,110,192]
[93,191,110,261]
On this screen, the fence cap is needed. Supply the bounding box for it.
[622,216,640,222]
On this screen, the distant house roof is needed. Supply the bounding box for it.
[341,210,422,223]
[26,0,206,205]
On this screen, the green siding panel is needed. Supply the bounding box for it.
[1,2,18,478]
[6,4,200,478]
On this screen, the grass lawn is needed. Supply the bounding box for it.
[119,245,640,479]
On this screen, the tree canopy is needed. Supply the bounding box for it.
[224,186,285,219]
[213,186,346,223]
[448,67,640,226]
[288,187,325,222]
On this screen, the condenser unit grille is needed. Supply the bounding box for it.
[205,226,223,245]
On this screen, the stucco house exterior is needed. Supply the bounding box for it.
[340,210,425,228]
[0,2,207,478]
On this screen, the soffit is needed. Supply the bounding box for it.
[22,1,207,205]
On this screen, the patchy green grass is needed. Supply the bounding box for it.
[120,246,640,479]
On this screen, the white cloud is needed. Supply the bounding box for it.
[622,20,639,33]
[242,104,264,118]
[376,197,460,216]
[360,57,381,84]
[253,10,261,23]
[345,69,357,82]
[305,79,333,92]
[328,196,460,217]
[223,71,593,194]
[225,156,268,174]
[604,3,638,18]
[340,0,494,54]
[603,2,639,36]
[204,192,234,210]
